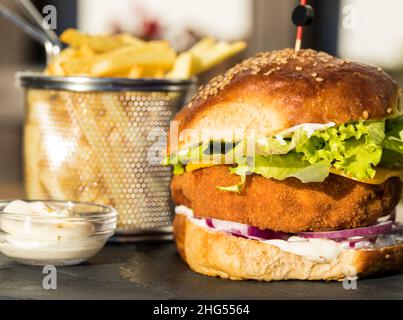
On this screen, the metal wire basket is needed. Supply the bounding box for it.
[18,73,195,237]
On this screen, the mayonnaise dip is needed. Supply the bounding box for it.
[0,200,108,265]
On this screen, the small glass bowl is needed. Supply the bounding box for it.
[0,200,117,266]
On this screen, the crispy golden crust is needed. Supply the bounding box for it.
[172,49,400,152]
[174,214,403,281]
[171,166,401,233]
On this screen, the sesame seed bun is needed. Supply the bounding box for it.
[173,48,400,152]
[174,214,403,281]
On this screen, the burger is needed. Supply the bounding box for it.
[165,48,403,281]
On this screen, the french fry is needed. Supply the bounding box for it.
[91,43,176,76]
[127,65,143,78]
[191,41,247,75]
[127,64,166,78]
[46,48,77,75]
[58,47,79,59]
[75,44,95,58]
[60,56,94,75]
[108,70,130,78]
[48,29,247,79]
[166,52,193,79]
[56,45,96,75]
[46,47,82,76]
[141,66,165,78]
[115,33,145,46]
[60,28,126,52]
[188,37,216,58]
[45,59,65,76]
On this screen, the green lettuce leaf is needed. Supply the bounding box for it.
[381,149,403,169]
[380,116,403,168]
[172,163,185,175]
[382,116,403,154]
[251,153,330,182]
[257,129,307,155]
[216,159,249,193]
[255,120,385,180]
[383,137,403,154]
[293,121,384,179]
[217,154,330,192]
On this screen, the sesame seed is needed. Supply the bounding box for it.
[363,111,369,119]
[316,77,324,82]
[387,108,393,113]
[377,67,382,71]
[311,72,317,77]
[385,254,391,259]
[264,68,275,76]
[295,66,303,71]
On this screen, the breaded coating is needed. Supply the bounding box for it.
[171,166,401,233]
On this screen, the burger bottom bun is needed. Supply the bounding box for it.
[173,214,403,281]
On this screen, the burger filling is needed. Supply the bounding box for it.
[166,115,403,189]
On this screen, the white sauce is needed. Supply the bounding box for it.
[274,135,287,145]
[0,238,105,263]
[175,205,400,263]
[0,200,105,264]
[175,205,194,217]
[276,122,335,138]
[262,236,341,263]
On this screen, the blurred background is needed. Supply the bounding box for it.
[0,0,402,196]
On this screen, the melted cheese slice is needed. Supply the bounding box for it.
[186,163,215,172]
[186,163,402,184]
[329,167,402,185]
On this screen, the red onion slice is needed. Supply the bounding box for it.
[205,218,214,228]
[297,221,393,239]
[200,216,394,243]
[230,232,248,239]
[203,217,283,240]
[247,226,290,240]
[204,217,249,235]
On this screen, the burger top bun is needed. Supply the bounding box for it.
[172,48,400,152]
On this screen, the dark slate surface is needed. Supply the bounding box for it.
[0,241,402,300]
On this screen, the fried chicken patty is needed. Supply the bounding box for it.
[171,166,401,233]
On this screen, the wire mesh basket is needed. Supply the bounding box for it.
[18,73,195,237]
